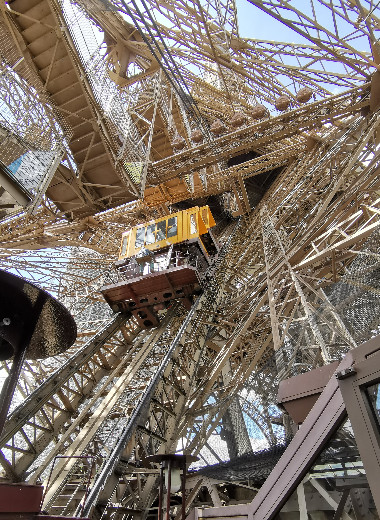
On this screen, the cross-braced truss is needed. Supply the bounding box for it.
[0,0,380,518]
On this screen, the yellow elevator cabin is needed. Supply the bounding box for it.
[101,206,218,328]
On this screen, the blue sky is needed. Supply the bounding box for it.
[236,0,300,41]
[235,0,374,52]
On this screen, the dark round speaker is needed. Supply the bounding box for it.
[0,270,77,359]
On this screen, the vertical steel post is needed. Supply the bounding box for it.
[158,462,164,520]
[181,459,186,520]
[166,459,172,520]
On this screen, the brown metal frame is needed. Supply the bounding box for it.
[337,335,380,514]
[199,334,380,519]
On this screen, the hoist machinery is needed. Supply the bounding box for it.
[100,206,219,328]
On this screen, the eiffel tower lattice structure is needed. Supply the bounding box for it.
[0,0,380,518]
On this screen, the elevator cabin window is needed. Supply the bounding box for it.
[167,217,177,238]
[121,232,130,256]
[190,214,197,235]
[145,223,156,245]
[135,217,178,249]
[135,226,145,248]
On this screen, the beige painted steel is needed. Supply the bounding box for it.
[0,0,380,518]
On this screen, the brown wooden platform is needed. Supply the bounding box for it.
[101,265,201,327]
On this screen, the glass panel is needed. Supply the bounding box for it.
[278,417,378,518]
[145,223,156,245]
[120,234,129,256]
[366,382,380,430]
[156,220,166,241]
[190,214,197,235]
[135,227,145,248]
[167,217,177,238]
[308,418,363,479]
